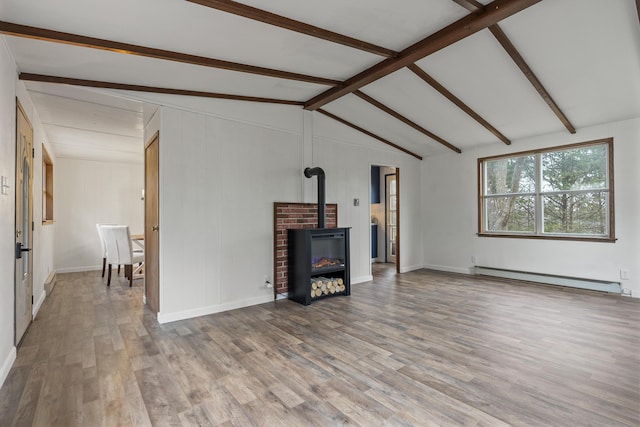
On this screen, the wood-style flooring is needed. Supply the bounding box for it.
[0,264,638,426]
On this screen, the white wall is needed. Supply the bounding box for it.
[423,117,640,296]
[143,98,423,323]
[155,105,303,322]
[0,37,57,388]
[54,157,144,272]
[313,117,424,278]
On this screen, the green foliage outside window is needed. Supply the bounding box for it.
[479,139,613,240]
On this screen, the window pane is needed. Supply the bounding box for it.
[543,192,607,235]
[486,196,535,232]
[485,155,535,195]
[542,144,607,192]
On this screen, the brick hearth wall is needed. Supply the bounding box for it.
[273,203,338,294]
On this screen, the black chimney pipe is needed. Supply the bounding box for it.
[304,167,325,229]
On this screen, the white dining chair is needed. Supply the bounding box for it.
[101,225,144,287]
[96,223,115,278]
[98,223,143,278]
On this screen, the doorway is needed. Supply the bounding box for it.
[370,165,399,277]
[15,101,34,345]
[385,172,397,265]
[144,132,160,314]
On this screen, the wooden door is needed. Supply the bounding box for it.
[15,102,33,345]
[144,133,160,314]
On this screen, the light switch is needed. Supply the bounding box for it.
[353,198,360,206]
[1,176,9,195]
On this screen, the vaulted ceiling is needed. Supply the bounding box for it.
[1,0,639,162]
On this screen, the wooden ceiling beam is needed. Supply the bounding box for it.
[354,90,461,153]
[19,73,305,105]
[489,25,575,133]
[451,0,486,13]
[304,0,542,110]
[185,0,396,58]
[452,1,576,134]
[407,64,511,145]
[0,21,339,86]
[316,109,423,160]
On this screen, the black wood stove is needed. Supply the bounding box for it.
[287,167,350,305]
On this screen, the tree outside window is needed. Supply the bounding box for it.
[478,138,614,242]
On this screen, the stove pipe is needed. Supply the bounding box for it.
[304,167,325,229]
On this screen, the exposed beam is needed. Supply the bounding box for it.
[0,21,339,86]
[489,25,575,134]
[316,109,423,160]
[19,73,305,105]
[451,1,576,134]
[304,0,542,110]
[353,90,461,153]
[407,64,511,145]
[185,0,396,58]
[451,0,485,12]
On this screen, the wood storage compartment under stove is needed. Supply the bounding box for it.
[287,228,350,305]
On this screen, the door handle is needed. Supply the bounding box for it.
[16,242,31,259]
[152,226,159,231]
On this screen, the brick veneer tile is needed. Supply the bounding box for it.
[273,202,338,294]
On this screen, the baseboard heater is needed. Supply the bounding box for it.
[474,266,621,294]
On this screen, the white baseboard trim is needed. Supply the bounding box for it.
[56,266,102,274]
[351,275,373,285]
[157,294,274,324]
[399,264,424,274]
[423,264,474,275]
[33,290,46,318]
[44,270,56,294]
[0,347,16,389]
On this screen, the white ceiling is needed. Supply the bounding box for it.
[1,0,639,161]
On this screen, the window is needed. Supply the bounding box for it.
[478,138,614,242]
[42,146,54,224]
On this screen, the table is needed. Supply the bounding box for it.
[131,234,144,250]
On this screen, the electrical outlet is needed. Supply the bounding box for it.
[620,269,630,280]
[471,256,478,264]
[264,274,272,288]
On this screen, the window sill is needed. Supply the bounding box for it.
[42,220,54,225]
[477,233,616,243]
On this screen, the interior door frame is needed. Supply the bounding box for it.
[15,99,34,346]
[394,169,400,273]
[370,165,400,276]
[385,172,400,272]
[144,131,160,315]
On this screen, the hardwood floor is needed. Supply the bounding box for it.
[1,268,638,426]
